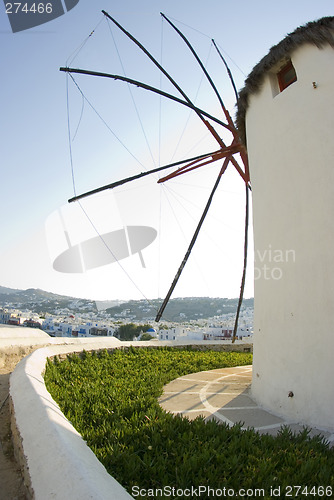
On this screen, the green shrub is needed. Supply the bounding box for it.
[44,348,334,498]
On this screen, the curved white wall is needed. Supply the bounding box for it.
[10,341,133,500]
[9,337,251,498]
[246,43,334,429]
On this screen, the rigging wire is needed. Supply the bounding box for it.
[66,16,105,67]
[66,74,76,197]
[65,73,160,311]
[67,73,147,169]
[163,14,247,78]
[76,199,154,304]
[158,16,164,169]
[153,15,248,321]
[164,16,212,40]
[157,13,249,184]
[101,10,229,139]
[65,18,103,145]
[161,179,240,268]
[71,93,85,142]
[212,40,247,78]
[180,130,214,158]
[157,13,248,305]
[161,13,228,118]
[159,184,221,295]
[64,39,178,323]
[232,183,250,343]
[209,35,250,341]
[157,16,165,300]
[212,39,239,104]
[168,43,214,164]
[156,14,251,328]
[65,35,150,305]
[61,67,229,130]
[106,10,168,305]
[162,180,233,231]
[155,157,230,322]
[67,150,221,203]
[157,15,219,298]
[160,185,193,246]
[106,17,157,171]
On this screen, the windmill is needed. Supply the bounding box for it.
[235,16,334,431]
[60,10,251,337]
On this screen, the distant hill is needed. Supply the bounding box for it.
[0,286,22,295]
[0,286,97,314]
[0,286,253,322]
[106,297,254,323]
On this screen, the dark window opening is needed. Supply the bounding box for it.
[277,61,297,92]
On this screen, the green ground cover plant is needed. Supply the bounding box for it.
[44,348,334,499]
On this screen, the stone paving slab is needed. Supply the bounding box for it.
[204,392,257,408]
[217,408,284,428]
[163,380,207,392]
[159,393,206,412]
[159,365,334,442]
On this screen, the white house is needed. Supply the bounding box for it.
[236,17,334,429]
[204,326,233,341]
[42,317,56,334]
[56,322,73,337]
[158,325,252,342]
[0,309,11,324]
[159,327,204,342]
[90,325,115,337]
[42,316,115,337]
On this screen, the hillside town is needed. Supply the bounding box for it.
[0,301,253,342]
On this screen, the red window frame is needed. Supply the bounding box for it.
[277,61,297,92]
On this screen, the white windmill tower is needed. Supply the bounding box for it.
[236,17,334,430]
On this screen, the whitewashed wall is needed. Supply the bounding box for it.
[246,43,334,429]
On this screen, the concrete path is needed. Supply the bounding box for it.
[159,365,334,442]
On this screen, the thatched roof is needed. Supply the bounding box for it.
[236,16,334,147]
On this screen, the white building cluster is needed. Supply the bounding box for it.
[0,308,115,338]
[41,317,115,338]
[158,324,253,342]
[0,306,253,342]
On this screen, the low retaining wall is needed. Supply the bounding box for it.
[9,338,252,499]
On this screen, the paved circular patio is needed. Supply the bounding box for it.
[159,365,334,441]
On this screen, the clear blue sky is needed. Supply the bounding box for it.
[0,0,332,301]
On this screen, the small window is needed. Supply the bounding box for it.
[277,60,297,92]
